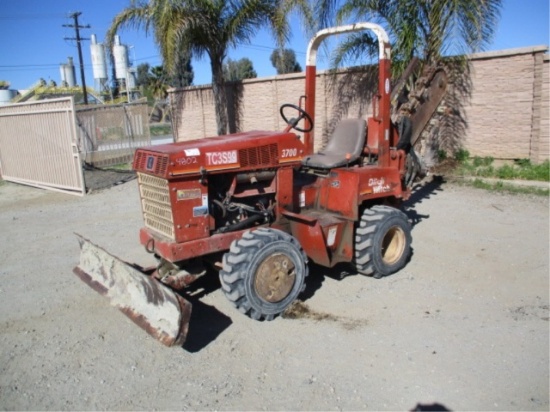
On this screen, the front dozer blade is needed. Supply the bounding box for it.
[73,235,191,347]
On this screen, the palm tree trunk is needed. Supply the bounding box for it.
[211,56,228,135]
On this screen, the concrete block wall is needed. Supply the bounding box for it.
[169,46,549,163]
[537,55,549,162]
[464,46,548,162]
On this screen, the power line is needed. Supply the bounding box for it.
[0,64,61,68]
[0,13,66,20]
[63,12,90,104]
[0,43,303,79]
[238,43,307,55]
[0,68,61,74]
[0,56,162,71]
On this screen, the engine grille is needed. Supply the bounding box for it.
[134,151,169,176]
[239,144,278,168]
[138,172,175,240]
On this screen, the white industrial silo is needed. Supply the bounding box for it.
[60,57,76,87]
[113,35,129,81]
[90,34,108,92]
[0,89,17,105]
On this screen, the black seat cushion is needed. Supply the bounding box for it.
[302,119,367,169]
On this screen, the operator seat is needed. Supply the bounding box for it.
[301,118,367,169]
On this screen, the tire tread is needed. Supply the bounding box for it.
[219,228,308,321]
[354,205,411,278]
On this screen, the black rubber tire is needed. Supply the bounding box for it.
[220,228,308,321]
[354,205,412,278]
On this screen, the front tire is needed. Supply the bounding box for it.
[220,228,308,321]
[354,205,412,278]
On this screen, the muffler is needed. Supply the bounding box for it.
[73,235,191,347]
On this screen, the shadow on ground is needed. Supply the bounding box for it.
[181,269,233,353]
[403,175,446,226]
[83,166,136,193]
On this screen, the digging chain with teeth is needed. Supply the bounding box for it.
[391,62,448,185]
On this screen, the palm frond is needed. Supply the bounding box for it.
[321,0,502,74]
[279,0,315,37]
[330,32,379,69]
[107,0,318,135]
[224,0,275,47]
[106,4,152,52]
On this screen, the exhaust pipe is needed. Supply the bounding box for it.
[73,234,192,347]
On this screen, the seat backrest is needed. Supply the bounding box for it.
[321,118,366,160]
[301,118,367,169]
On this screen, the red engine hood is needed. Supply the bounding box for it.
[133,130,306,179]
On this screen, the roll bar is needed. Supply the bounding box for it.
[306,22,391,66]
[302,22,392,163]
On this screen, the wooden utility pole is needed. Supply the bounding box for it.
[63,12,90,105]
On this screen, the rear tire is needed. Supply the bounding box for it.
[354,205,412,278]
[220,228,308,321]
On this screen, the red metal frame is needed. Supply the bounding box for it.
[303,23,393,160]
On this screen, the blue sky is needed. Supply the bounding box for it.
[0,0,548,91]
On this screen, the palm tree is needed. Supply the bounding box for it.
[149,65,169,100]
[316,0,502,74]
[315,0,502,162]
[107,0,312,135]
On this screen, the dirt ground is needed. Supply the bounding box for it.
[82,167,136,193]
[0,174,548,411]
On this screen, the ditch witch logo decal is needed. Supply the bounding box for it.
[368,177,391,193]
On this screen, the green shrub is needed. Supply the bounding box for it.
[469,178,549,196]
[482,156,494,166]
[472,156,495,167]
[449,154,549,183]
[454,148,470,162]
[518,160,549,181]
[476,166,495,177]
[496,164,517,180]
[472,156,483,167]
[515,158,531,168]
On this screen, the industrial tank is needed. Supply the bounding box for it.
[113,35,129,80]
[90,34,108,81]
[60,57,76,87]
[0,89,16,105]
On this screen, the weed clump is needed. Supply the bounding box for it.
[448,149,549,182]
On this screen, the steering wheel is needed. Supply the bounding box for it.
[279,103,313,133]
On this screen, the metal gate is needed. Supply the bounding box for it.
[76,102,150,167]
[0,97,85,196]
